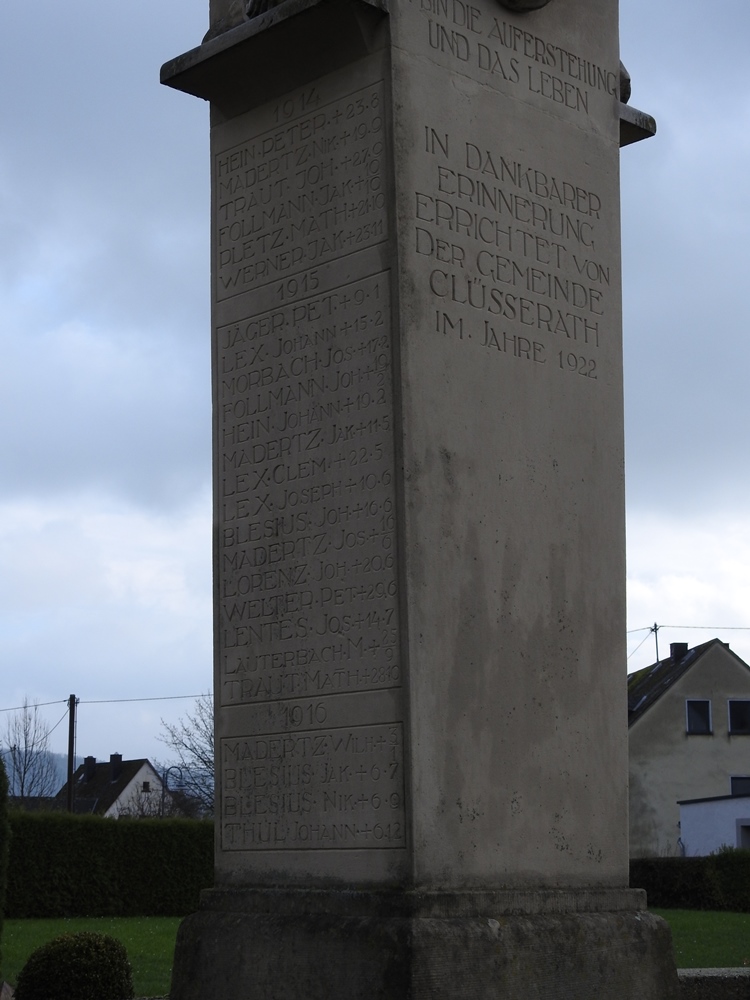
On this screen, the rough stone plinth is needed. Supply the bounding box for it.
[170,888,678,1000]
[679,969,750,1000]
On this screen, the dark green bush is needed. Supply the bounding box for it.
[710,847,750,912]
[631,850,750,911]
[14,931,134,1000]
[7,811,213,918]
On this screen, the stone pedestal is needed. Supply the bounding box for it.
[171,888,676,999]
[162,0,674,994]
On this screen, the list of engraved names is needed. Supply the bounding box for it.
[215,75,403,851]
[215,82,386,299]
[222,723,405,851]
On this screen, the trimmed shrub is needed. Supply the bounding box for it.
[631,851,750,911]
[7,811,213,918]
[0,757,9,976]
[14,931,134,1000]
[710,847,750,912]
[630,857,723,910]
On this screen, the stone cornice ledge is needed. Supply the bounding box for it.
[620,102,657,147]
[161,0,388,110]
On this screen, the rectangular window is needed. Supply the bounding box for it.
[686,699,712,734]
[729,701,750,734]
[731,776,750,796]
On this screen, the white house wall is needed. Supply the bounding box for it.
[104,762,164,818]
[629,644,750,857]
[679,796,750,857]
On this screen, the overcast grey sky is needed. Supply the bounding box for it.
[1,0,749,765]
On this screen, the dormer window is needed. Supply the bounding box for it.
[728,701,750,734]
[686,699,711,734]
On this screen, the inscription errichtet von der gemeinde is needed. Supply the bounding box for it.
[416,130,611,379]
[222,723,405,851]
[215,81,385,299]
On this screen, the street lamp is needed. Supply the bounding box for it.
[161,765,184,817]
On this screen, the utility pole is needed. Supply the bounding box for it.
[651,622,660,664]
[66,694,77,812]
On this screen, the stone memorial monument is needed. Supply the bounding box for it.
[162,0,677,995]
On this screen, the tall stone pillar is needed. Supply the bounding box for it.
[162,0,678,995]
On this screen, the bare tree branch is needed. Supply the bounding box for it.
[158,692,214,815]
[2,699,58,801]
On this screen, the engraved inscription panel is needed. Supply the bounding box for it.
[222,722,405,850]
[414,128,612,379]
[214,65,404,855]
[218,273,399,708]
[412,0,618,117]
[215,82,386,300]
[397,0,618,382]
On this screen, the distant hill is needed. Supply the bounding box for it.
[50,752,81,792]
[4,751,80,796]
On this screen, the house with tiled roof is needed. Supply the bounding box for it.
[628,639,750,857]
[55,753,168,818]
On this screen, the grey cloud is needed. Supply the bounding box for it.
[1,0,211,509]
[620,0,750,512]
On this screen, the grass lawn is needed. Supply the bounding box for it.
[653,909,750,969]
[2,916,182,998]
[4,909,750,990]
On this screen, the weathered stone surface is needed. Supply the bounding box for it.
[679,969,750,1000]
[164,0,630,892]
[161,0,675,993]
[170,889,679,1000]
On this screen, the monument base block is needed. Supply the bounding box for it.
[170,888,679,999]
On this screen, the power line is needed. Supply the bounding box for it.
[627,631,653,661]
[627,623,750,669]
[47,708,71,738]
[629,625,750,633]
[11,707,70,754]
[1,694,204,714]
[79,694,204,706]
[656,625,750,631]
[1,705,70,767]
[0,699,66,714]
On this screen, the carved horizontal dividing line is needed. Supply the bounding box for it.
[214,79,389,301]
[221,686,403,734]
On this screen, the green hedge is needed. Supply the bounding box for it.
[631,850,750,911]
[0,759,9,974]
[6,812,213,918]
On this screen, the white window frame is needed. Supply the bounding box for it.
[685,699,712,735]
[728,700,750,735]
